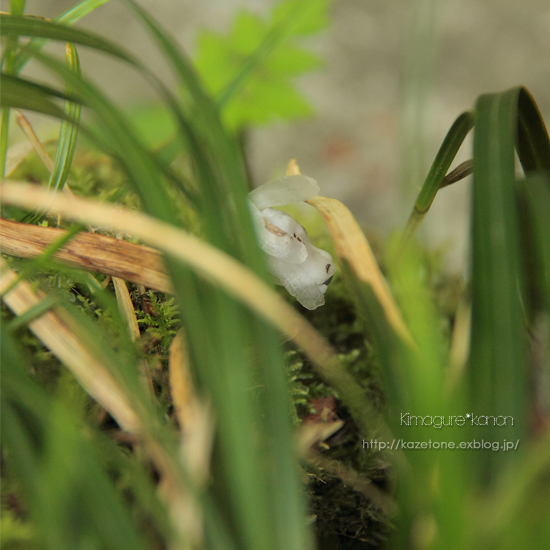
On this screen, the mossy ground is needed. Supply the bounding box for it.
[1,147,465,549]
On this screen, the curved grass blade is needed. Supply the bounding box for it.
[1,180,383,550]
[5,16,199,203]
[521,175,550,312]
[0,181,381,420]
[2,15,134,64]
[469,87,526,485]
[122,6,317,549]
[12,0,113,74]
[17,48,183,223]
[0,327,151,550]
[0,74,73,120]
[0,1,27,178]
[515,88,550,175]
[0,270,194,549]
[121,0,252,247]
[21,44,82,224]
[6,72,193,207]
[49,43,81,194]
[400,111,474,249]
[155,3,294,165]
[308,195,414,347]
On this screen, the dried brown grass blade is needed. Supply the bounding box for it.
[5,140,34,177]
[15,110,54,172]
[112,276,141,341]
[169,330,197,431]
[296,420,345,457]
[286,160,413,346]
[1,255,203,546]
[0,218,172,292]
[1,180,397,439]
[0,181,350,393]
[307,195,413,346]
[308,452,395,515]
[0,256,140,432]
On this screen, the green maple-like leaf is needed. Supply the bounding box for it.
[194,0,332,130]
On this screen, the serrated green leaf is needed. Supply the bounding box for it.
[223,77,313,129]
[266,44,322,74]
[194,0,331,130]
[272,0,332,36]
[231,11,267,54]
[194,32,238,93]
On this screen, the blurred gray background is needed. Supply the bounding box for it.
[6,0,550,271]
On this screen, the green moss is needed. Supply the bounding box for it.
[3,137,469,549]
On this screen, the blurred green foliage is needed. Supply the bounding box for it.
[194,0,332,129]
[2,1,550,549]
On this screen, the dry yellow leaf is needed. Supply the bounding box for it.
[286,160,413,347]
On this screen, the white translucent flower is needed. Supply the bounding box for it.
[248,175,336,310]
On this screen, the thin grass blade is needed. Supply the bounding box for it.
[12,0,113,74]
[400,111,474,248]
[48,43,81,194]
[469,88,526,485]
[515,88,550,175]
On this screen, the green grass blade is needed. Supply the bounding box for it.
[0,327,151,550]
[1,96,13,180]
[0,1,27,178]
[0,74,72,120]
[48,43,82,193]
[122,4,313,549]
[21,44,83,224]
[7,15,197,202]
[55,0,111,24]
[516,88,550,175]
[2,15,134,64]
[13,26,283,550]
[20,49,182,224]
[9,0,27,15]
[123,0,269,269]
[521,175,550,312]
[157,0,324,165]
[469,88,526,485]
[0,72,187,205]
[12,0,113,74]
[400,111,474,249]
[7,294,60,330]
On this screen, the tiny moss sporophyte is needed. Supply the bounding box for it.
[248,174,336,310]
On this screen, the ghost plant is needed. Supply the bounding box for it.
[248,175,336,310]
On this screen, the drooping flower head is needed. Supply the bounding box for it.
[248,175,336,310]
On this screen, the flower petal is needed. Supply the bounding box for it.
[266,254,333,310]
[266,241,336,310]
[248,175,319,210]
[248,202,308,261]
